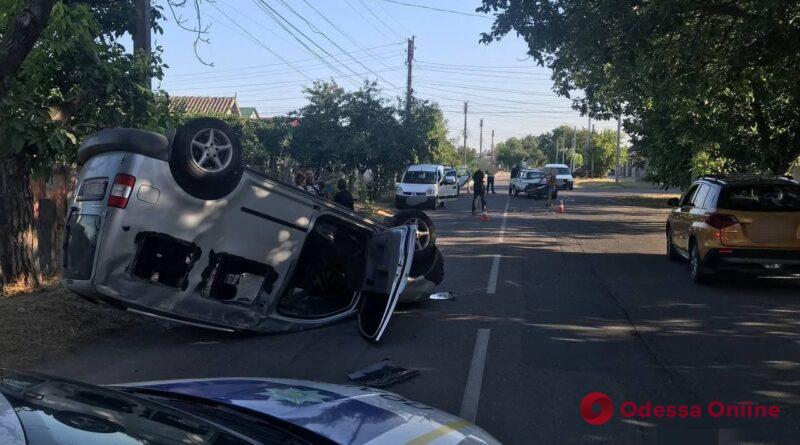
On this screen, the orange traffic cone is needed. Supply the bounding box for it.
[480,210,489,221]
[556,200,565,213]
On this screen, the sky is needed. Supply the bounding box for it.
[155,0,618,148]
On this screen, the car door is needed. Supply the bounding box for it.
[359,225,416,341]
[672,184,700,252]
[440,168,459,201]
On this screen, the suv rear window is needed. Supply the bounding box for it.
[718,184,800,212]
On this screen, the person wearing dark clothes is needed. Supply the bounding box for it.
[472,169,487,215]
[509,166,519,195]
[333,178,354,210]
[486,169,496,194]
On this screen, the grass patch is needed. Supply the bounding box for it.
[355,198,395,221]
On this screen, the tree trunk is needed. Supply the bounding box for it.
[0,155,41,290]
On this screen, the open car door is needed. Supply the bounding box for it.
[359,225,416,342]
[440,169,459,201]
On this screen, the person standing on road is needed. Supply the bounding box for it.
[486,165,496,194]
[472,168,487,215]
[546,171,557,207]
[509,165,519,195]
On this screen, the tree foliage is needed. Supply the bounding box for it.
[479,0,800,187]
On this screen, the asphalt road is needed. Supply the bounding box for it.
[35,175,800,444]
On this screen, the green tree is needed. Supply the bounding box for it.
[0,1,169,289]
[495,135,546,169]
[478,0,800,187]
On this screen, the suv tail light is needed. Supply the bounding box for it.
[108,174,136,208]
[706,212,738,229]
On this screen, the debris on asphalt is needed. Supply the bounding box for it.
[429,291,455,301]
[348,359,420,388]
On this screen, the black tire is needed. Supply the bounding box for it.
[569,184,574,190]
[430,198,439,210]
[170,117,243,200]
[666,227,680,261]
[514,186,520,197]
[689,241,711,284]
[392,209,436,259]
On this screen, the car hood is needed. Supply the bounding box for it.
[118,378,499,445]
[396,183,436,193]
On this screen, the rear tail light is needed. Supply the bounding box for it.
[706,212,738,230]
[108,174,136,208]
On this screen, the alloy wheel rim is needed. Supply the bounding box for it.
[407,218,430,250]
[190,128,233,173]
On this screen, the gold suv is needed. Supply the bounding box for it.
[666,175,800,283]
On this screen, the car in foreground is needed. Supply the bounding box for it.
[0,370,499,444]
[543,164,574,190]
[510,169,555,199]
[394,163,459,209]
[666,175,800,283]
[63,118,444,341]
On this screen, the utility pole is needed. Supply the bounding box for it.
[585,117,591,176]
[479,119,483,159]
[463,102,468,167]
[571,126,577,172]
[555,139,559,164]
[590,124,595,177]
[405,36,415,122]
[490,129,495,161]
[134,0,152,89]
[615,113,622,183]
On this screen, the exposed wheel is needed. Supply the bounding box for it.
[170,118,243,200]
[689,241,711,284]
[569,184,574,190]
[514,186,520,197]
[666,227,680,261]
[392,209,436,259]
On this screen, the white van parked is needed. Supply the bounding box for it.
[395,164,459,209]
[543,163,574,190]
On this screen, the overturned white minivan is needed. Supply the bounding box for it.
[63,118,444,341]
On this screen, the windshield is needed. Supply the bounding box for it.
[0,373,304,445]
[555,168,571,175]
[523,171,543,180]
[401,170,438,184]
[718,184,800,212]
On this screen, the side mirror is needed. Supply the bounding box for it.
[667,198,680,207]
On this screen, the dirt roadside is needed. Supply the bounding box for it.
[0,282,151,370]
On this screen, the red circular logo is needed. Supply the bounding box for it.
[580,392,613,425]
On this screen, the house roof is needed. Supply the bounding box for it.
[170,96,240,115]
[239,107,259,119]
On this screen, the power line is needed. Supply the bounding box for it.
[357,0,402,39]
[208,3,313,81]
[414,79,560,96]
[168,42,404,76]
[417,66,553,81]
[376,0,491,19]
[167,67,405,92]
[274,0,399,88]
[371,0,412,35]
[343,0,393,41]
[299,0,397,70]
[165,50,405,86]
[251,0,361,87]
